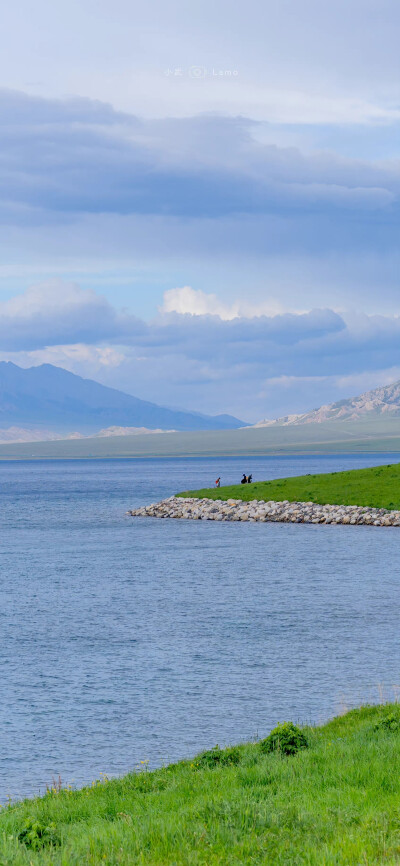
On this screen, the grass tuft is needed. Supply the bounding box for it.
[260,721,309,756]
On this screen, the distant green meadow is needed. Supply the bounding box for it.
[2,415,400,459]
[2,705,400,864]
[179,462,400,510]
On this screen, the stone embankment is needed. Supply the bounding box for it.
[129,497,400,526]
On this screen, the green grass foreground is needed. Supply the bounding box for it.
[178,462,400,509]
[2,705,400,864]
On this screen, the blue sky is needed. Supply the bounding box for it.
[0,0,399,421]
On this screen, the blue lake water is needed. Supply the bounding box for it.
[1,453,400,801]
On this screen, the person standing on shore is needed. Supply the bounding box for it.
[215,477,221,487]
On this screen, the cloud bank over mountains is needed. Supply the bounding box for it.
[0,1,399,420]
[2,280,400,421]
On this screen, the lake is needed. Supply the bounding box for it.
[1,453,400,801]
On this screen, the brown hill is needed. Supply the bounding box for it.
[255,380,400,427]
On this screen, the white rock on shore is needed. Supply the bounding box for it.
[128,497,400,527]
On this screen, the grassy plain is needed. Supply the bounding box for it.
[179,462,400,510]
[1,416,400,459]
[1,705,400,864]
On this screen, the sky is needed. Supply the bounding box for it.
[0,0,399,422]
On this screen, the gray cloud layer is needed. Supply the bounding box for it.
[0,90,398,226]
[0,88,399,322]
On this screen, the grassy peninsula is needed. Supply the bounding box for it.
[1,705,400,864]
[179,462,400,510]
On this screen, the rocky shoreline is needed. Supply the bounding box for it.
[129,496,400,526]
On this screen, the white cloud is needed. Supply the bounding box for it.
[29,344,124,368]
[262,375,327,388]
[161,286,285,320]
[0,344,126,383]
[334,368,400,394]
[0,279,143,350]
[1,279,105,318]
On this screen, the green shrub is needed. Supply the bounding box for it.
[17,816,60,850]
[260,722,308,756]
[374,712,400,733]
[196,745,241,768]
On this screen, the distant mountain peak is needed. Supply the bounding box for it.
[254,379,400,427]
[0,361,246,434]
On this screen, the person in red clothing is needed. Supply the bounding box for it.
[215,477,221,487]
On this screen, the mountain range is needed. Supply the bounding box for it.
[2,363,400,446]
[0,362,245,439]
[254,380,400,427]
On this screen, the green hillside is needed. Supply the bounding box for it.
[1,705,400,864]
[179,461,400,510]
